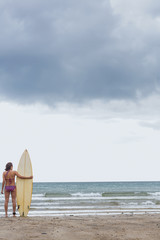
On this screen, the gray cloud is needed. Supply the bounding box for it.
[140,121,160,130]
[0,0,160,104]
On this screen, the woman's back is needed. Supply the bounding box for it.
[4,170,15,186]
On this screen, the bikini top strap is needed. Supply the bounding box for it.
[5,170,10,179]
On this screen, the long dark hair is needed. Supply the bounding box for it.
[5,162,13,171]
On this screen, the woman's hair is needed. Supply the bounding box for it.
[5,162,13,171]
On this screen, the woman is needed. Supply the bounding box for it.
[1,162,33,217]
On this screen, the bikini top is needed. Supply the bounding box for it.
[5,170,14,185]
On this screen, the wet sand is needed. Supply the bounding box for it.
[0,214,160,240]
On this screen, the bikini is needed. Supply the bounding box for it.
[5,170,16,192]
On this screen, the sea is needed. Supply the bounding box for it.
[1,181,160,217]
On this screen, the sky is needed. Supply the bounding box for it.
[0,0,160,182]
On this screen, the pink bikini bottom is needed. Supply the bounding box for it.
[5,186,16,192]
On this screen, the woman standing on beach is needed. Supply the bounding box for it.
[1,162,33,217]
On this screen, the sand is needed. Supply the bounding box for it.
[0,214,160,240]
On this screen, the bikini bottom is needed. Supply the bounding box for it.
[5,186,16,192]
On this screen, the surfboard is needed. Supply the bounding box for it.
[16,149,33,217]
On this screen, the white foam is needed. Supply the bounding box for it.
[141,201,154,205]
[27,208,160,217]
[71,192,101,197]
[149,192,160,196]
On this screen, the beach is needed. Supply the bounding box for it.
[0,214,160,240]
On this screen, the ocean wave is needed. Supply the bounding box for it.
[44,192,72,198]
[122,202,138,206]
[31,196,153,202]
[108,201,119,206]
[149,192,160,196]
[42,191,151,199]
[27,208,160,215]
[30,205,119,210]
[141,201,154,205]
[71,192,101,197]
[32,194,44,197]
[102,192,149,197]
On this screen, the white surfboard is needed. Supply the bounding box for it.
[16,149,33,216]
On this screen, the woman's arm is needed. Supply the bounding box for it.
[14,171,33,179]
[1,173,5,194]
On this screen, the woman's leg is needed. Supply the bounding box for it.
[4,190,10,217]
[11,188,16,215]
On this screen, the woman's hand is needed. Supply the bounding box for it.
[1,190,3,194]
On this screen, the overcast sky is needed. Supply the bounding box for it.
[0,0,160,182]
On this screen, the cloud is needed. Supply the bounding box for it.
[140,121,160,131]
[0,0,160,104]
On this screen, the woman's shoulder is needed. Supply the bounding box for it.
[2,171,7,178]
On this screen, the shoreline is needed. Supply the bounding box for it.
[0,214,160,239]
[2,208,160,218]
